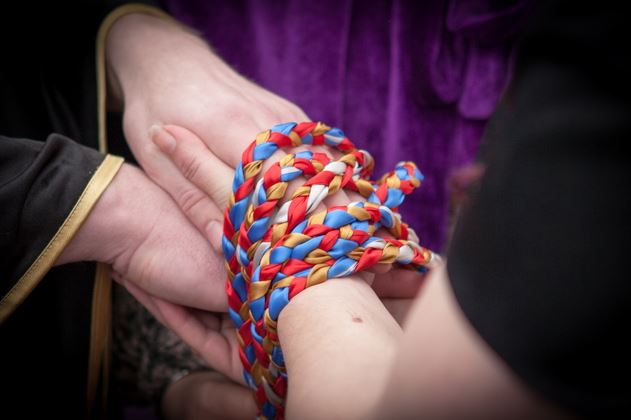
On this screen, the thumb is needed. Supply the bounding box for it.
[152,124,234,210]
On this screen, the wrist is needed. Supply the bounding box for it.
[277,276,401,418]
[106,12,211,105]
[278,276,397,338]
[56,164,153,267]
[279,276,373,321]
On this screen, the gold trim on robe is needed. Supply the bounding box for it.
[89,4,175,416]
[0,154,124,324]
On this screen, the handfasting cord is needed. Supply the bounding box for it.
[223,122,436,419]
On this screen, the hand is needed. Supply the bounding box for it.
[129,126,424,392]
[57,163,227,311]
[371,265,426,324]
[278,276,402,418]
[150,125,428,302]
[106,13,309,238]
[118,277,244,384]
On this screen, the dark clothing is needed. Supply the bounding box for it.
[0,135,105,289]
[0,134,106,418]
[164,0,526,252]
[1,1,105,413]
[448,1,631,417]
[0,1,155,417]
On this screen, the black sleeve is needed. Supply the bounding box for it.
[446,1,631,417]
[0,134,105,294]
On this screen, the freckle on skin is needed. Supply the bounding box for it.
[352,316,363,323]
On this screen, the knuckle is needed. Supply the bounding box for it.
[186,107,214,132]
[179,154,203,182]
[207,181,231,206]
[177,188,206,214]
[262,108,282,126]
[219,103,251,124]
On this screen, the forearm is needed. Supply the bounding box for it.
[278,275,402,419]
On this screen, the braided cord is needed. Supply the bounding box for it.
[223,122,435,419]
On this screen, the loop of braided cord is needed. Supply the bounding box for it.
[223,122,437,419]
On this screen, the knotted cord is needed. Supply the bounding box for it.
[223,122,436,419]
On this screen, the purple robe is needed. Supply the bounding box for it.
[163,0,525,251]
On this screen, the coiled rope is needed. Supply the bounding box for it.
[223,122,436,419]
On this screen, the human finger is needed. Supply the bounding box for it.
[152,298,244,384]
[372,269,426,299]
[154,125,235,210]
[143,129,224,247]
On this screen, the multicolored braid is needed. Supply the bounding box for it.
[223,122,437,419]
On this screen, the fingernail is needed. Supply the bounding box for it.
[149,124,176,154]
[206,220,224,255]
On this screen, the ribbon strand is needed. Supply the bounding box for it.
[223,122,436,419]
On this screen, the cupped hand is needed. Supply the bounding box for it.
[150,125,429,302]
[57,163,227,312]
[125,125,426,380]
[119,277,244,384]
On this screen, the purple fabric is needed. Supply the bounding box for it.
[163,0,525,251]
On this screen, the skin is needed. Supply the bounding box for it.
[153,125,575,419]
[56,162,253,417]
[58,11,307,419]
[161,371,256,420]
[106,12,309,237]
[57,163,226,311]
[279,266,570,420]
[57,11,571,419]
